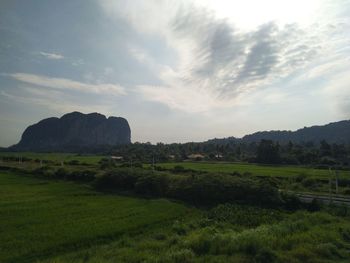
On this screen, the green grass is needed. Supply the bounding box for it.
[0,171,194,263]
[1,166,350,262]
[39,206,350,263]
[156,162,350,179]
[0,152,105,164]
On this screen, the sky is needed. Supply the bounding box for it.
[0,0,349,146]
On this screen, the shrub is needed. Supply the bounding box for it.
[307,198,321,212]
[295,173,306,182]
[93,169,140,191]
[98,158,116,169]
[172,221,189,235]
[208,204,284,227]
[68,170,95,181]
[302,177,317,188]
[93,168,281,206]
[340,228,350,242]
[167,249,195,263]
[135,174,169,197]
[314,243,341,259]
[254,247,277,263]
[280,192,303,210]
[54,168,70,179]
[67,160,80,165]
[173,165,185,173]
[33,166,54,177]
[186,231,213,255]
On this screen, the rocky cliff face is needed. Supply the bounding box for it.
[12,112,131,151]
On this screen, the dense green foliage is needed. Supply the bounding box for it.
[93,168,282,206]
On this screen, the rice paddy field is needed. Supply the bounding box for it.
[0,152,105,165]
[156,162,350,179]
[2,151,349,180]
[0,171,193,263]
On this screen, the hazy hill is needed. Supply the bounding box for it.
[208,120,350,144]
[10,112,131,151]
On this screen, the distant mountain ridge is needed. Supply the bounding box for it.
[208,120,350,144]
[11,112,131,151]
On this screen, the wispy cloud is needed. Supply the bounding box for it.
[39,52,64,60]
[1,87,115,115]
[7,73,126,96]
[124,4,323,112]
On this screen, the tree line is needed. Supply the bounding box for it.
[105,139,350,167]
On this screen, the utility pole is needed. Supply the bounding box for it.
[328,167,333,204]
[335,169,339,195]
[152,155,155,172]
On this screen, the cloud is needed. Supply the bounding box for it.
[322,69,350,118]
[39,52,64,60]
[1,87,115,115]
[126,4,322,111]
[6,73,126,96]
[96,0,350,116]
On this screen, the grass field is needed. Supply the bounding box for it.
[156,162,350,179]
[0,152,105,164]
[1,169,350,262]
[0,171,194,263]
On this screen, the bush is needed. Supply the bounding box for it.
[67,160,80,165]
[93,169,140,191]
[342,188,350,195]
[186,231,213,255]
[67,170,95,181]
[167,249,195,263]
[135,174,169,197]
[302,177,317,188]
[93,168,282,206]
[307,198,321,212]
[295,173,306,182]
[280,192,303,210]
[254,247,277,263]
[54,168,70,179]
[208,204,284,227]
[173,165,185,173]
[168,174,281,206]
[33,166,54,176]
[98,158,116,169]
